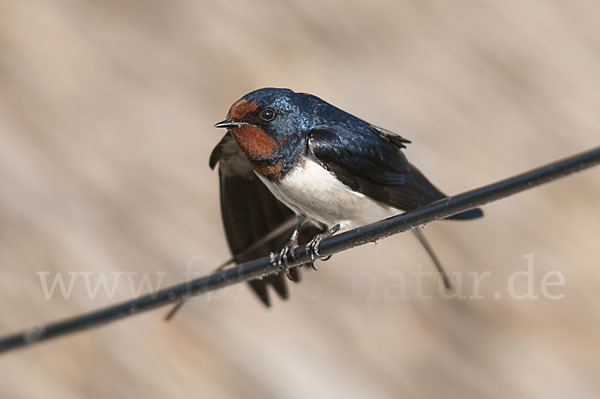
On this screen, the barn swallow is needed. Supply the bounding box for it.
[199,87,484,307]
[163,87,484,319]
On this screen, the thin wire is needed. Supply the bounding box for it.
[164,258,233,321]
[164,216,302,320]
[0,146,598,354]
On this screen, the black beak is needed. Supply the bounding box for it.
[214,118,244,128]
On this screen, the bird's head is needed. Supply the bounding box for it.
[215,88,319,178]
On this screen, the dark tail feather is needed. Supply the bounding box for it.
[404,165,484,221]
[446,207,484,220]
[411,228,452,290]
[249,280,272,307]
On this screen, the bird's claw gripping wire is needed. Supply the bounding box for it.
[305,224,341,269]
[277,239,297,280]
[276,216,303,280]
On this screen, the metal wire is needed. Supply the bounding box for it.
[1,146,599,354]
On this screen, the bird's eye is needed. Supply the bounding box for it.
[259,108,276,121]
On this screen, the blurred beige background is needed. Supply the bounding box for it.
[1,0,599,397]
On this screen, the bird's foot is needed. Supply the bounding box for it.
[277,235,299,280]
[306,224,341,269]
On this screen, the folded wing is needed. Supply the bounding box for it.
[307,125,483,219]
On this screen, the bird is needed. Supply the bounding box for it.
[167,87,483,317]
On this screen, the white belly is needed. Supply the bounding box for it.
[257,158,400,230]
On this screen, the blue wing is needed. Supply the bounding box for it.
[307,125,483,219]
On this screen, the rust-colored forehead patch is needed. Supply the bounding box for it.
[227,99,259,120]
